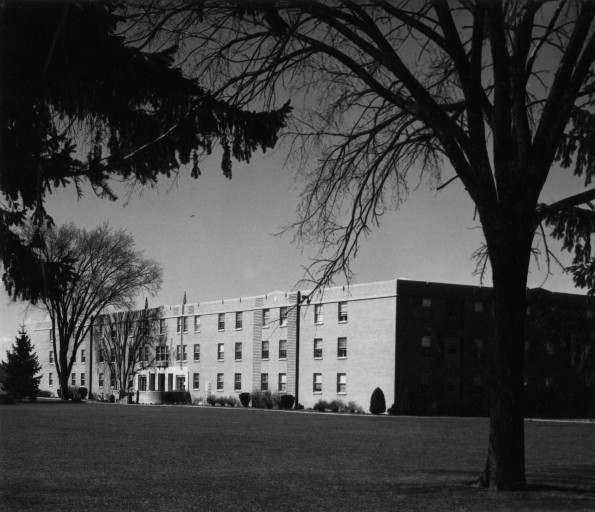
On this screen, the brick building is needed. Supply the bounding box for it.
[31,279,595,416]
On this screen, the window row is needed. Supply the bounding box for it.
[312,373,347,394]
[312,337,347,359]
[49,349,86,364]
[420,336,483,359]
[47,372,86,387]
[313,302,348,324]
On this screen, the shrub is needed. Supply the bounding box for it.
[78,387,88,400]
[225,395,240,407]
[37,389,53,398]
[57,387,73,400]
[295,402,304,410]
[239,392,251,407]
[327,399,343,413]
[206,395,216,406]
[346,401,365,414]
[387,403,398,416]
[280,394,295,409]
[370,387,386,415]
[109,394,116,403]
[163,391,191,404]
[313,399,329,412]
[250,390,274,409]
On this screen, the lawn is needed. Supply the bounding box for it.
[1,402,593,511]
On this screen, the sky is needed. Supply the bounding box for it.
[0,136,586,356]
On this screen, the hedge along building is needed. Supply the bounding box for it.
[31,279,595,415]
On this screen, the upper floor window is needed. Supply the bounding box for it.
[155,346,168,362]
[194,344,200,362]
[338,302,348,322]
[236,311,243,330]
[314,304,323,324]
[337,337,347,358]
[262,340,270,360]
[422,298,432,308]
[194,315,201,332]
[279,340,287,360]
[217,343,225,361]
[110,349,116,363]
[313,338,323,359]
[421,336,432,357]
[80,349,85,363]
[474,302,484,313]
[218,313,225,331]
[99,348,105,363]
[159,319,166,335]
[177,317,182,334]
[48,373,53,386]
[49,350,54,364]
[235,342,242,361]
[183,316,188,333]
[280,307,288,327]
[262,309,270,328]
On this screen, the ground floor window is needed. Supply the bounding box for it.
[110,374,116,388]
[49,373,53,386]
[234,373,242,391]
[80,373,85,387]
[71,373,76,386]
[337,373,346,394]
[217,373,224,392]
[313,373,322,393]
[99,373,104,387]
[149,373,155,391]
[138,375,147,391]
[193,373,200,390]
[261,373,268,391]
[278,373,286,392]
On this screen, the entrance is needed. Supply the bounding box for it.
[158,373,165,391]
[176,375,186,391]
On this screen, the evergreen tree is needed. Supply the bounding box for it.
[370,387,386,415]
[0,329,42,401]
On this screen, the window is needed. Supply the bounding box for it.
[474,301,484,313]
[218,313,225,331]
[81,373,85,387]
[176,345,181,362]
[545,377,554,387]
[194,344,200,362]
[545,342,554,355]
[99,349,105,363]
[156,346,167,362]
[187,305,194,315]
[338,302,348,322]
[262,308,270,328]
[193,373,200,390]
[474,339,483,359]
[49,373,53,386]
[99,373,104,387]
[183,316,188,333]
[217,373,224,391]
[422,298,432,308]
[129,347,135,361]
[314,304,323,324]
[138,375,147,391]
[587,310,594,319]
[337,337,347,358]
[236,311,243,330]
[177,317,182,334]
[421,336,432,357]
[235,342,242,361]
[110,373,116,388]
[183,345,187,361]
[217,343,225,361]
[234,373,242,391]
[280,307,288,327]
[49,350,54,364]
[262,340,269,360]
[194,315,201,332]
[278,373,287,392]
[313,338,323,359]
[149,373,155,391]
[81,349,85,363]
[110,349,116,363]
[261,373,269,391]
[143,346,150,362]
[337,373,346,394]
[313,373,322,393]
[71,373,76,386]
[159,319,166,335]
[173,307,180,315]
[279,340,287,360]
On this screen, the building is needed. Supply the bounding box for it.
[30,279,595,416]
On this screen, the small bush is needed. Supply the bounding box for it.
[225,396,240,407]
[313,399,329,412]
[347,401,364,414]
[328,399,345,413]
[163,391,191,404]
[280,394,295,409]
[295,402,304,410]
[387,403,398,416]
[78,387,88,400]
[37,389,53,398]
[206,395,216,406]
[109,394,116,403]
[370,387,386,415]
[239,392,251,407]
[250,390,274,409]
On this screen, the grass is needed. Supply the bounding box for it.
[1,402,594,511]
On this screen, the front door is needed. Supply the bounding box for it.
[158,373,165,391]
[176,376,185,391]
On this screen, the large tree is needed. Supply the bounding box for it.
[131,0,595,490]
[38,222,163,400]
[94,305,162,392]
[0,2,290,303]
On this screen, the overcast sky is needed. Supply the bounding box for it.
[0,142,585,354]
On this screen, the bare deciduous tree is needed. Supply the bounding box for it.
[130,0,595,490]
[39,223,162,401]
[94,305,162,393]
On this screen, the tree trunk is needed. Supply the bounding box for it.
[481,221,533,490]
[59,375,70,401]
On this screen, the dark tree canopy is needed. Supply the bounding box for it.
[0,329,42,402]
[0,2,291,303]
